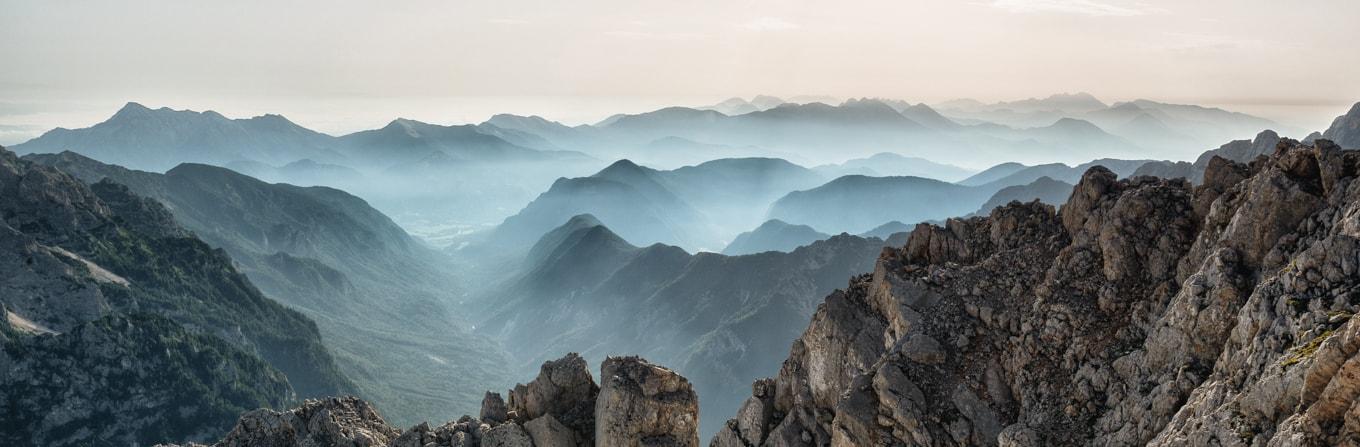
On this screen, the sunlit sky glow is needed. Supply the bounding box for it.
[2,0,1358,143]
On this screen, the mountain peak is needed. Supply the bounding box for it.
[119,101,150,112]
[564,213,603,228]
[593,159,651,179]
[108,101,155,121]
[1109,102,1144,112]
[1049,117,1101,130]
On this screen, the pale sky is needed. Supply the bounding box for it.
[2,0,1358,142]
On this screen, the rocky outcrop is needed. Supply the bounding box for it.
[712,139,1360,446]
[506,353,599,443]
[170,354,699,447]
[214,397,400,447]
[596,356,701,447]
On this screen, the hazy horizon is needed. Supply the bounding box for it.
[1,93,1352,150]
[4,0,1359,148]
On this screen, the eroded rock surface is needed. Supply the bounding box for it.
[712,139,1360,446]
[596,356,701,447]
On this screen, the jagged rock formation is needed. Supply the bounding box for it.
[167,354,698,447]
[597,356,701,447]
[713,139,1360,446]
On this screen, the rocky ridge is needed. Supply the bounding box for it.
[710,138,1360,446]
[164,354,699,447]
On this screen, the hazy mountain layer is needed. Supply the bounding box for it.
[9,103,341,171]
[493,97,1175,166]
[971,176,1074,216]
[487,157,827,252]
[722,219,830,255]
[958,161,1029,186]
[813,152,975,182]
[932,93,1297,158]
[978,157,1152,188]
[767,175,996,234]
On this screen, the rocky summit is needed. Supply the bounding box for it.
[163,354,699,447]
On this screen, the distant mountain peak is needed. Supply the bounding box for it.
[107,101,160,122]
[1048,117,1102,130]
[381,118,428,136]
[1109,102,1144,112]
[593,159,651,178]
[840,97,895,109]
[118,101,151,113]
[755,218,791,228]
[602,158,640,169]
[564,213,603,227]
[488,113,556,126]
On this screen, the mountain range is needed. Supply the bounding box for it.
[486,96,1229,167]
[932,93,1300,156]
[10,103,587,172]
[484,157,829,252]
[7,97,1306,240]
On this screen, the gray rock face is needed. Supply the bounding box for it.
[481,392,509,425]
[507,353,599,443]
[712,139,1360,446]
[523,414,579,447]
[596,356,701,447]
[481,423,533,447]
